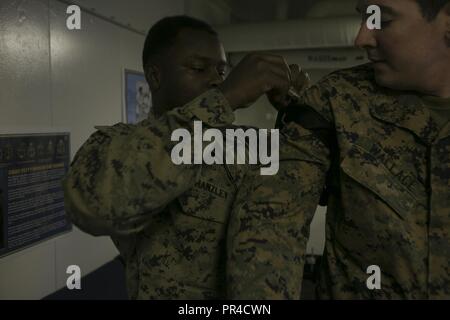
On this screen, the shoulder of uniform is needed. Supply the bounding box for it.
[95,122,132,131]
[91,123,135,139]
[314,63,403,117]
[319,63,377,91]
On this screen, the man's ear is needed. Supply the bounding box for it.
[145,64,161,91]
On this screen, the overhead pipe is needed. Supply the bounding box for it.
[216,17,361,52]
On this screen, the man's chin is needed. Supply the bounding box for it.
[373,73,414,92]
[371,63,399,88]
[373,68,398,90]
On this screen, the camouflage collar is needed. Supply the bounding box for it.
[439,121,450,142]
[369,94,442,145]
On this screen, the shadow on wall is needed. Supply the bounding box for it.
[44,256,128,300]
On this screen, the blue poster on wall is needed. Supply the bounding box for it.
[0,133,72,258]
[0,168,6,252]
[124,69,152,124]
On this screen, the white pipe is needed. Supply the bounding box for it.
[216,17,361,52]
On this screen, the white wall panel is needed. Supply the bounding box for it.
[0,0,185,299]
[0,240,55,299]
[0,0,55,301]
[51,0,124,154]
[0,0,52,126]
[50,0,145,291]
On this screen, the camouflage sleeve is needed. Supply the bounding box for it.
[226,84,334,299]
[63,88,234,237]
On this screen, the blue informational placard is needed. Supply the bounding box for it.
[125,69,152,124]
[0,133,72,257]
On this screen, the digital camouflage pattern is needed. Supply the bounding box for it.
[226,114,330,299]
[63,87,317,299]
[232,63,449,299]
[63,88,242,299]
[63,63,449,300]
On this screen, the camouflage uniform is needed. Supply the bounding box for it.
[63,88,249,299]
[227,64,450,299]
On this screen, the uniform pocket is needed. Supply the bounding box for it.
[176,177,234,224]
[340,143,418,220]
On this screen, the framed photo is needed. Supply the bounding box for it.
[124,69,152,124]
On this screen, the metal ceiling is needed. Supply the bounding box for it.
[61,0,359,33]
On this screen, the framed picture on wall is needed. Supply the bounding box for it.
[123,69,152,124]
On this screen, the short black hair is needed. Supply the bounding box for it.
[416,0,449,20]
[142,15,218,70]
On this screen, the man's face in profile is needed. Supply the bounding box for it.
[158,28,228,110]
[355,0,450,94]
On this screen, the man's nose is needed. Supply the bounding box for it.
[354,22,377,50]
[208,71,224,88]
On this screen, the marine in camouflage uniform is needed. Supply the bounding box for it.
[62,14,307,299]
[227,0,450,300]
[63,89,246,299]
[227,63,450,299]
[63,86,312,299]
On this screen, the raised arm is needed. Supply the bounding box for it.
[63,89,234,237]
